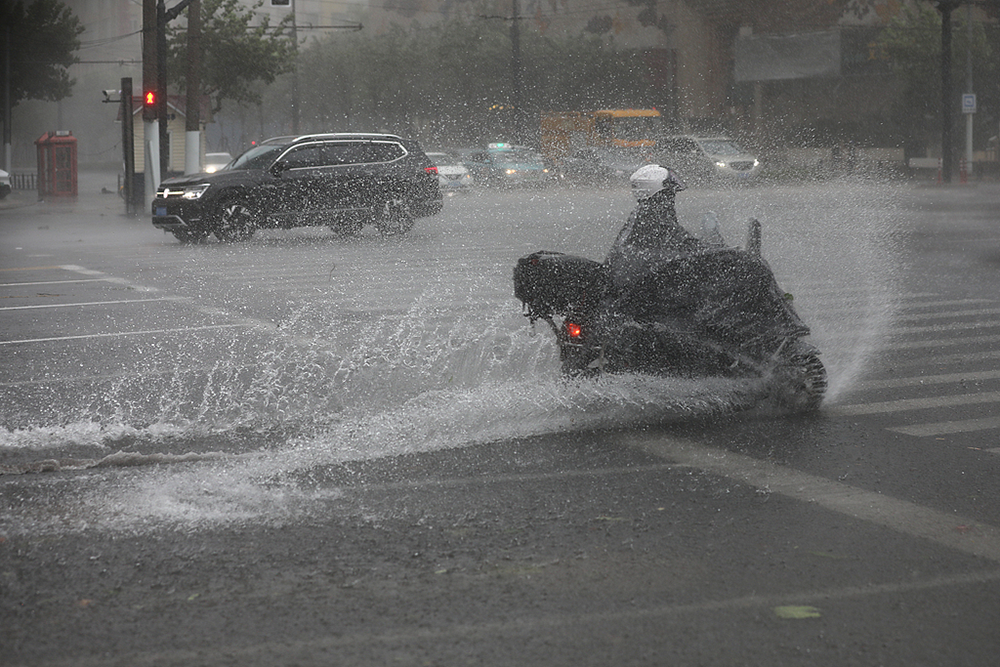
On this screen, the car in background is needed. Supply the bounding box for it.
[657,135,760,185]
[463,143,548,188]
[203,152,233,173]
[0,169,11,199]
[426,151,474,193]
[558,147,654,185]
[151,133,443,243]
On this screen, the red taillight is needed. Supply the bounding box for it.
[565,322,582,338]
[425,166,438,175]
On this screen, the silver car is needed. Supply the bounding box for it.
[658,135,760,185]
[426,152,474,193]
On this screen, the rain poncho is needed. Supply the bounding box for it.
[602,189,807,353]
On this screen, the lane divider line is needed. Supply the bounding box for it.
[0,297,184,312]
[0,324,247,345]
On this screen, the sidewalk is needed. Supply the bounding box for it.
[0,169,133,219]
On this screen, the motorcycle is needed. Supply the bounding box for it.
[513,216,827,412]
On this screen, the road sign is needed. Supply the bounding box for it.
[962,94,976,114]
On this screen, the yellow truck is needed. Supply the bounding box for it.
[539,109,663,162]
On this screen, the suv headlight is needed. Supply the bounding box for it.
[182,183,211,199]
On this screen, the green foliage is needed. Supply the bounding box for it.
[879,3,998,146]
[167,0,296,115]
[0,0,83,106]
[290,16,662,144]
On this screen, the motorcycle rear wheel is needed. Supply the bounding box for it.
[773,345,827,412]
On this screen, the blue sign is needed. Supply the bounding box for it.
[962,94,977,114]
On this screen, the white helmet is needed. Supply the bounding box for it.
[629,164,686,200]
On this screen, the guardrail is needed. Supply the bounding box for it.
[10,172,37,191]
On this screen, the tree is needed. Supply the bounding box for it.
[879,2,998,151]
[166,0,295,115]
[1,0,83,106]
[288,16,662,145]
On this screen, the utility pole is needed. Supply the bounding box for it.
[143,0,159,210]
[482,3,526,144]
[121,78,135,217]
[965,2,974,179]
[184,0,202,175]
[937,0,960,184]
[151,0,200,183]
[291,0,300,134]
[157,0,169,177]
[3,22,11,175]
[510,0,524,144]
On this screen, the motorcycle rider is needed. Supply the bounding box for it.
[607,164,702,258]
[602,164,808,364]
[604,164,710,322]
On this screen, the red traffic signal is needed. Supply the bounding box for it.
[143,90,156,106]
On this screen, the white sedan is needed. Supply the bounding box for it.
[0,169,11,199]
[426,152,474,193]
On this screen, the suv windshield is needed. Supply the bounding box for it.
[229,144,287,171]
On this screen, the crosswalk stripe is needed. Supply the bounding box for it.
[887,320,1000,334]
[892,307,1000,322]
[828,391,1000,416]
[862,332,1000,351]
[855,369,1000,390]
[889,416,1000,437]
[881,349,1000,370]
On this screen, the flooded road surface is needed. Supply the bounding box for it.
[2,180,902,528]
[3,177,1000,666]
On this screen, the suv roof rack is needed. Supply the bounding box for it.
[291,132,403,143]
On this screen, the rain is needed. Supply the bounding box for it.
[2,2,999,666]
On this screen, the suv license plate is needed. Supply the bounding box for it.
[155,207,167,216]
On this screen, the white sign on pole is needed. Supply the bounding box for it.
[962,94,977,114]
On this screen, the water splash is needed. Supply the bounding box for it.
[0,179,905,535]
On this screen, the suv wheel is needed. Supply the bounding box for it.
[215,199,259,242]
[376,197,414,236]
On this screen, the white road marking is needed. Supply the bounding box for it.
[0,324,246,345]
[827,391,1000,416]
[626,434,1000,563]
[892,307,1000,321]
[0,297,183,311]
[0,278,111,287]
[855,369,1000,390]
[869,332,1000,351]
[889,416,1000,437]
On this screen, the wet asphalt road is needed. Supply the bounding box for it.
[2,174,1000,665]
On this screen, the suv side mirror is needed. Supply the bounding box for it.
[270,161,288,177]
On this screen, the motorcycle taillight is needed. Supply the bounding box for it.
[565,321,583,339]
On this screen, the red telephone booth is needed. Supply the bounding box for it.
[36,131,78,198]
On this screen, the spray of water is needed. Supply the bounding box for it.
[0,178,904,534]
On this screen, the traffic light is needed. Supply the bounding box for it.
[143,90,156,107]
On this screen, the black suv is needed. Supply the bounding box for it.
[151,133,443,242]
